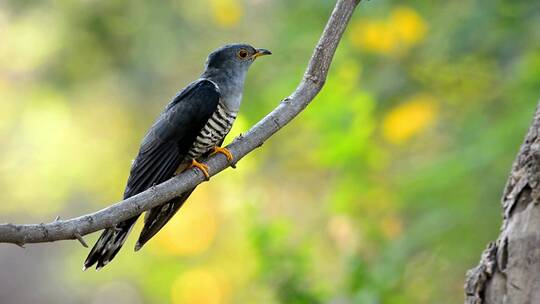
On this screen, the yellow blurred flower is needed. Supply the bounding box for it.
[153,188,218,256]
[171,269,226,304]
[349,6,427,55]
[211,0,243,27]
[382,94,438,144]
[350,20,395,55]
[391,6,427,46]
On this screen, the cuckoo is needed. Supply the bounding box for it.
[84,43,271,270]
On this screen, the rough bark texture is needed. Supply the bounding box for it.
[0,0,362,247]
[466,101,540,304]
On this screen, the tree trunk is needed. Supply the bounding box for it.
[466,101,540,303]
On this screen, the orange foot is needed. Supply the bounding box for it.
[190,159,210,180]
[210,146,234,162]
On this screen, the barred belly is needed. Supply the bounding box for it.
[187,102,237,160]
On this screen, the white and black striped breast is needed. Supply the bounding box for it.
[186,102,237,160]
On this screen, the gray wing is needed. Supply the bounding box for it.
[84,79,220,270]
[125,79,221,197]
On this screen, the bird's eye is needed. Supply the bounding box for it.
[237,49,249,59]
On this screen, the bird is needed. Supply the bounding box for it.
[83,43,271,270]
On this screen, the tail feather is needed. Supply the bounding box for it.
[83,216,138,270]
[135,190,194,251]
[84,187,195,269]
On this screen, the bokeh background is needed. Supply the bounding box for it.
[1,0,540,303]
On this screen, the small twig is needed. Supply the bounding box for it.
[74,232,88,248]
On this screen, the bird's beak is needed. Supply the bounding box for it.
[252,48,272,60]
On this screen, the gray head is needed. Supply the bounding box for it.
[204,43,271,73]
[201,43,271,111]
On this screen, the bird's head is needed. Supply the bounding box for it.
[205,43,272,72]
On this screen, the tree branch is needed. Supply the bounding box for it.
[465,100,540,303]
[0,0,362,246]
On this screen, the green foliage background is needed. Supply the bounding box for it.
[1,0,539,303]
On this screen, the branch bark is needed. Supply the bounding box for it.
[465,100,540,303]
[0,0,362,246]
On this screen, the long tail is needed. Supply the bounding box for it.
[83,216,138,270]
[135,189,194,251]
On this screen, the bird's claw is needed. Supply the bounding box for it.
[211,146,234,162]
[190,159,210,180]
